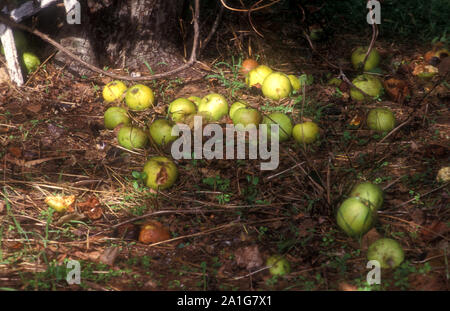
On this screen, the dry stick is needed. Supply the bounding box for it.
[219,0,282,13]
[248,0,265,38]
[0,0,200,81]
[199,4,224,55]
[377,117,411,144]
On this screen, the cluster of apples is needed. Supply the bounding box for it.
[336,181,404,269]
[1,30,41,73]
[239,60,321,144]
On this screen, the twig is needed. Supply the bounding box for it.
[219,0,281,13]
[200,4,224,55]
[0,0,201,81]
[377,117,411,144]
[361,1,379,70]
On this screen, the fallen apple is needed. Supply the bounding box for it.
[240,58,259,75]
[22,52,40,73]
[44,195,75,213]
[117,126,148,150]
[246,65,273,87]
[412,63,438,79]
[104,106,131,130]
[292,121,320,144]
[103,80,127,103]
[350,74,384,101]
[229,101,248,119]
[231,108,262,127]
[125,84,155,111]
[367,108,395,132]
[336,197,374,237]
[149,119,178,146]
[288,75,301,92]
[138,221,171,244]
[198,93,229,121]
[142,156,178,190]
[262,112,293,142]
[261,72,292,100]
[168,98,197,122]
[367,238,404,269]
[266,255,291,276]
[351,46,381,71]
[349,182,383,211]
[187,96,202,107]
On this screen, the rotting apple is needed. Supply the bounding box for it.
[168,98,197,122]
[350,74,384,101]
[198,93,229,121]
[229,101,248,119]
[148,119,178,146]
[349,182,384,211]
[336,197,374,237]
[103,80,127,103]
[231,108,262,127]
[104,106,131,130]
[351,46,381,71]
[142,156,178,190]
[261,112,293,142]
[246,65,273,87]
[266,255,291,276]
[261,72,292,100]
[292,121,320,144]
[367,238,404,269]
[22,52,40,73]
[125,84,155,111]
[117,125,148,150]
[436,167,450,183]
[240,58,259,75]
[366,108,395,132]
[138,221,171,244]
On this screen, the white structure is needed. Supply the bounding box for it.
[0,0,78,86]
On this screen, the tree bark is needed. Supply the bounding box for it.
[55,0,189,77]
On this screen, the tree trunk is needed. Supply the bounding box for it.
[55,0,190,77]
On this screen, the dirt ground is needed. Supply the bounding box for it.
[0,10,449,291]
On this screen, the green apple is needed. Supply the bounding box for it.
[266,255,291,276]
[231,108,262,127]
[349,182,383,211]
[104,106,131,129]
[288,75,301,91]
[168,98,197,122]
[142,156,178,190]
[350,74,384,101]
[262,112,293,142]
[187,96,202,107]
[351,46,381,71]
[292,122,320,144]
[198,93,229,121]
[246,65,273,87]
[367,108,395,132]
[103,80,128,103]
[149,119,178,146]
[125,84,155,111]
[229,101,248,119]
[261,72,292,100]
[367,238,404,269]
[328,77,343,87]
[336,197,374,237]
[117,126,148,150]
[22,52,40,73]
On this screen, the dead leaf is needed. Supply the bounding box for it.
[0,201,4,214]
[361,228,382,250]
[26,103,42,113]
[383,78,410,104]
[78,197,102,220]
[349,114,363,127]
[115,223,139,240]
[234,245,263,271]
[7,146,22,158]
[99,247,120,266]
[338,282,358,291]
[421,221,449,241]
